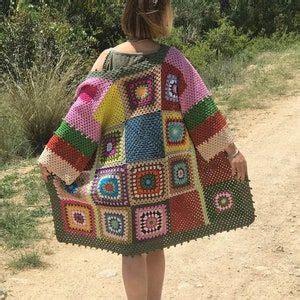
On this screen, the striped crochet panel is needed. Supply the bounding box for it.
[165,47,235,162]
[38,78,112,184]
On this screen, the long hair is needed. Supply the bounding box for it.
[121,0,173,40]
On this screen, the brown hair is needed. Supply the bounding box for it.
[121,0,173,40]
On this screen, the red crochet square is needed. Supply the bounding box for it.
[196,150,234,187]
[161,62,187,111]
[169,190,205,233]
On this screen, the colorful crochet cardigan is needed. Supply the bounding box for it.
[38,45,256,257]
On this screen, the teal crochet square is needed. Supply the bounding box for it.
[125,111,165,162]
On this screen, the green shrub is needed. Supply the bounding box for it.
[0,4,96,79]
[161,27,187,50]
[172,0,219,40]
[202,50,253,88]
[205,18,249,58]
[0,100,33,161]
[182,41,214,70]
[181,19,251,88]
[247,31,300,54]
[8,251,47,270]
[0,201,42,249]
[231,0,298,37]
[60,0,124,51]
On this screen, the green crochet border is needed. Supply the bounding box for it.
[44,175,256,257]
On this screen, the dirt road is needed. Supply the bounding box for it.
[2,95,299,299]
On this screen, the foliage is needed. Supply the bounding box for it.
[246,31,300,53]
[9,0,124,50]
[172,0,298,41]
[205,18,249,58]
[172,0,220,42]
[8,251,47,270]
[182,19,250,86]
[183,31,298,88]
[0,201,41,248]
[0,4,96,79]
[182,42,214,71]
[230,0,299,36]
[59,0,124,51]
[161,26,187,50]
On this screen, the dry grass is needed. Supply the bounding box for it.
[0,53,82,160]
[214,41,300,115]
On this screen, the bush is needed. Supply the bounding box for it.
[181,19,251,87]
[182,41,214,71]
[247,31,300,54]
[231,0,298,37]
[205,18,249,58]
[0,4,96,80]
[161,27,188,50]
[172,0,219,41]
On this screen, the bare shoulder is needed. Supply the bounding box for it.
[90,48,111,72]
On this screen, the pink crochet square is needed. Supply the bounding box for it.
[64,77,112,142]
[164,47,212,114]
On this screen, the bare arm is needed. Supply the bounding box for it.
[90,49,111,72]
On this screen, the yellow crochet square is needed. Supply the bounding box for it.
[93,84,125,129]
[162,111,192,154]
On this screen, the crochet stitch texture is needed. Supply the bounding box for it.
[38,45,256,257]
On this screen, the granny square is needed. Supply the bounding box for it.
[128,159,167,205]
[134,202,170,241]
[203,179,253,223]
[117,66,161,118]
[91,165,129,207]
[60,199,97,237]
[167,152,195,196]
[162,111,191,153]
[97,125,125,167]
[161,62,187,111]
[98,206,132,243]
[125,111,165,163]
[169,190,205,233]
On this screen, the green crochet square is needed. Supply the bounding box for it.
[203,179,255,223]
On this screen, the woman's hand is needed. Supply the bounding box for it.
[225,143,248,181]
[228,151,248,181]
[39,163,51,182]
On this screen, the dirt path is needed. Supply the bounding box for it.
[1,95,299,300]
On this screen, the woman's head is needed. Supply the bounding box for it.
[121,0,173,40]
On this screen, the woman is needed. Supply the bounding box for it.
[40,0,253,300]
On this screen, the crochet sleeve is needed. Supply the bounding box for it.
[177,51,235,162]
[37,79,104,185]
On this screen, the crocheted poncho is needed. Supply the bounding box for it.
[38,45,256,257]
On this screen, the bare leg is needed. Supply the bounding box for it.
[146,249,165,300]
[122,253,148,300]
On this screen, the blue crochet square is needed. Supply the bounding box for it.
[125,112,165,162]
